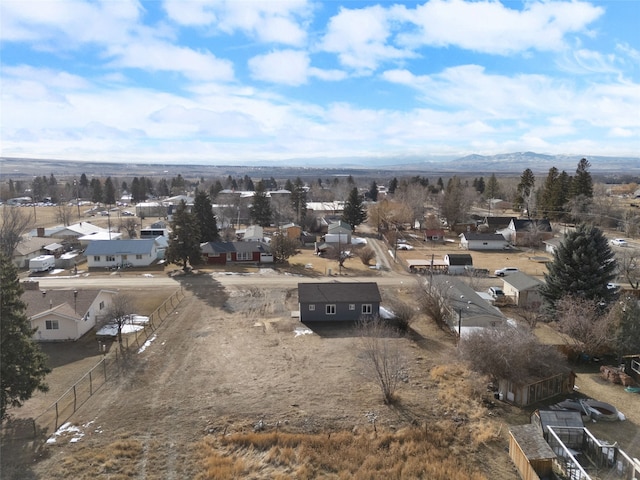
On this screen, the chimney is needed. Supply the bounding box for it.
[37,227,45,237]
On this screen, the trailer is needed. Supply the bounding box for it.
[29,255,56,273]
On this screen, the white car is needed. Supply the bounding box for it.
[397,244,414,251]
[494,267,519,277]
[610,238,628,247]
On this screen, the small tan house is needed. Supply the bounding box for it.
[502,272,543,308]
[23,281,117,341]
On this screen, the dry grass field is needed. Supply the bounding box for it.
[2,206,639,479]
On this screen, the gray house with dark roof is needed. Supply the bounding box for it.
[298,282,381,322]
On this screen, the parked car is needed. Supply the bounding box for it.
[610,238,628,247]
[122,210,135,216]
[494,267,519,276]
[487,287,505,300]
[397,244,414,250]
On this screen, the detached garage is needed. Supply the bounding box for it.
[459,232,508,250]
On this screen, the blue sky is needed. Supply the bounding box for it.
[1,0,638,165]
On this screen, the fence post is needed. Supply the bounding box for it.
[73,385,77,412]
[55,402,59,431]
[103,356,107,381]
[89,371,93,396]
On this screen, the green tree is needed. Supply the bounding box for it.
[166,201,202,272]
[90,178,103,204]
[342,187,367,231]
[193,190,219,243]
[515,168,535,217]
[290,178,307,224]
[209,180,223,200]
[249,181,272,227]
[368,181,379,201]
[484,173,501,200]
[104,177,116,206]
[570,158,593,199]
[538,167,567,219]
[540,224,617,312]
[610,296,640,361]
[388,177,398,194]
[1,254,50,419]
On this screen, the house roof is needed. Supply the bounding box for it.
[509,424,556,461]
[444,253,473,265]
[85,239,156,256]
[430,276,506,323]
[44,242,64,251]
[510,218,552,232]
[23,287,113,321]
[534,410,584,433]
[483,216,514,228]
[460,232,507,241]
[14,236,54,256]
[298,282,381,304]
[78,232,123,241]
[328,221,352,233]
[201,241,270,255]
[502,272,543,291]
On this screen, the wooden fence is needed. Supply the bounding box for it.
[4,288,185,442]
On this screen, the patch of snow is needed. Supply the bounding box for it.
[351,237,367,245]
[47,422,82,444]
[96,323,144,337]
[379,306,395,319]
[49,269,65,275]
[138,334,157,353]
[142,273,154,278]
[294,327,313,337]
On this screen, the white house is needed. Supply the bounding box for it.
[84,239,158,269]
[502,272,543,308]
[459,232,508,250]
[23,281,116,341]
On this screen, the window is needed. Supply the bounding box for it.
[122,255,128,260]
[236,251,251,261]
[362,304,372,314]
[45,320,59,330]
[349,304,355,310]
[99,301,105,310]
[93,256,100,261]
[308,305,315,311]
[106,255,115,262]
[326,304,336,315]
[136,254,143,260]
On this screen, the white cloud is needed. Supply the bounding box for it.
[163,0,310,46]
[319,5,415,73]
[395,0,604,55]
[106,41,234,82]
[249,50,310,86]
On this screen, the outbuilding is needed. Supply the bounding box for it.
[501,272,543,308]
[459,232,508,250]
[444,253,473,275]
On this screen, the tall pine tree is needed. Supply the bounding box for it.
[166,201,202,272]
[193,190,219,243]
[1,254,50,419]
[540,223,617,311]
[342,187,367,231]
[249,181,272,227]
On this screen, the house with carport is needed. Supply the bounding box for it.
[501,272,543,308]
[22,280,116,341]
[297,282,381,322]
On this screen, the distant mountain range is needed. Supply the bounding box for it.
[1,152,638,178]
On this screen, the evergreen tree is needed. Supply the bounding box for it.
[540,223,617,311]
[171,174,186,195]
[484,173,501,200]
[388,177,398,194]
[130,177,141,203]
[104,177,116,205]
[157,178,170,197]
[610,296,640,360]
[436,177,444,191]
[368,181,378,201]
[570,158,593,199]
[284,179,294,192]
[244,175,255,191]
[290,178,307,224]
[90,178,103,204]
[209,180,223,200]
[342,187,367,231]
[515,168,535,217]
[193,190,219,242]
[165,201,202,272]
[1,254,50,419]
[249,181,272,227]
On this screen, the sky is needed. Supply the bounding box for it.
[1,0,639,166]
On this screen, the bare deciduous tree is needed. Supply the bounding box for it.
[616,247,640,290]
[386,298,416,333]
[355,245,375,266]
[519,301,545,329]
[55,203,74,226]
[555,295,614,357]
[0,206,34,258]
[459,326,567,384]
[418,278,453,331]
[356,317,407,404]
[120,218,138,239]
[104,294,134,348]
